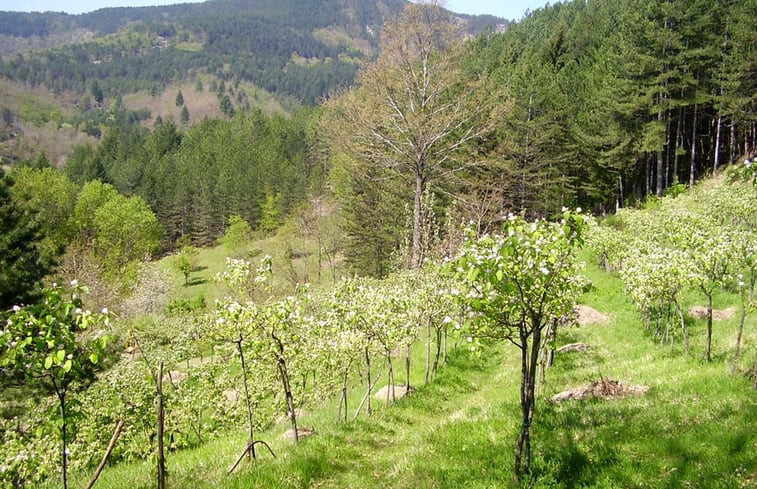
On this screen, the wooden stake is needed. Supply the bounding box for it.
[157,362,165,489]
[85,419,124,489]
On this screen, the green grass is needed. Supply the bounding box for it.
[54,259,757,488]
[159,225,343,307]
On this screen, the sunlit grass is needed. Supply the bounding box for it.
[52,258,757,488]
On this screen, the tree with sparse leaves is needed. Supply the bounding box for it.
[328,2,503,269]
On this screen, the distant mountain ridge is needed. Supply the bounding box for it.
[0,0,507,105]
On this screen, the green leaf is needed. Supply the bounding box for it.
[89,353,99,364]
[56,349,66,363]
[496,270,504,281]
[44,356,53,369]
[467,267,480,282]
[62,359,72,372]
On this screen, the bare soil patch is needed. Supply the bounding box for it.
[281,426,316,441]
[551,379,649,403]
[575,305,608,325]
[557,343,591,353]
[374,384,414,400]
[688,306,736,321]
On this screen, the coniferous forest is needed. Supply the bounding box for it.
[0,0,755,488]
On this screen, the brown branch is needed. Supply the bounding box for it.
[85,419,124,489]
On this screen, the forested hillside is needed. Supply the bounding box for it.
[0,0,504,105]
[329,0,756,275]
[0,1,755,488]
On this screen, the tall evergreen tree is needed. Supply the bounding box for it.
[0,169,52,309]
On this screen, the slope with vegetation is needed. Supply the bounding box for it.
[0,0,755,487]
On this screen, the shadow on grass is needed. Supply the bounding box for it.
[185,277,208,287]
[530,393,757,488]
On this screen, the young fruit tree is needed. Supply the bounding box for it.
[0,282,109,489]
[451,210,586,478]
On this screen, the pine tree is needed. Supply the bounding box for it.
[0,169,51,309]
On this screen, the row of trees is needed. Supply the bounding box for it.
[464,0,755,209]
[0,256,463,486]
[1,202,588,485]
[586,161,756,369]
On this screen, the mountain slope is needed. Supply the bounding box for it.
[0,0,507,105]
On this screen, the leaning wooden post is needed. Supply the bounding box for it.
[157,362,166,489]
[85,419,125,489]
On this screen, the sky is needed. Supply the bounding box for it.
[2,0,549,21]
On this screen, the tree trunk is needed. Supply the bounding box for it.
[690,103,698,187]
[338,363,350,423]
[432,328,442,377]
[705,293,713,362]
[365,347,372,416]
[547,319,558,368]
[51,379,68,489]
[675,302,689,355]
[411,172,424,269]
[236,339,256,459]
[157,362,165,489]
[514,327,541,479]
[731,301,747,375]
[273,336,298,442]
[673,108,683,184]
[656,112,665,197]
[386,351,395,405]
[405,345,411,389]
[424,320,431,385]
[714,112,723,174]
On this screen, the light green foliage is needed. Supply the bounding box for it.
[9,167,78,257]
[93,193,161,282]
[72,180,121,244]
[215,255,272,300]
[452,209,586,476]
[259,194,282,235]
[454,211,586,343]
[218,215,253,251]
[586,174,756,361]
[175,246,199,286]
[0,282,109,489]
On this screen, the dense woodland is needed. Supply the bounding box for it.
[0,0,756,487]
[0,0,753,297]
